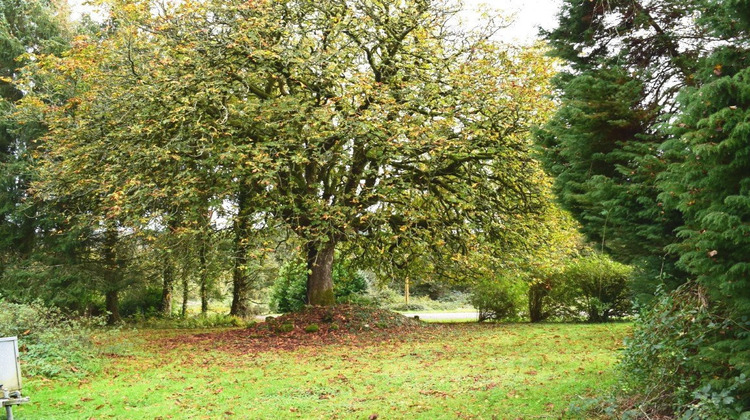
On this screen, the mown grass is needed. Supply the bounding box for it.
[20,322,630,419]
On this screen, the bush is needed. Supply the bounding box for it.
[277,323,294,333]
[0,299,109,378]
[333,264,368,300]
[469,277,526,322]
[557,254,632,322]
[269,261,308,313]
[619,282,749,418]
[119,286,162,318]
[269,260,370,313]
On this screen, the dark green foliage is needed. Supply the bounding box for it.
[0,299,107,378]
[537,0,706,295]
[118,286,163,318]
[536,65,685,291]
[543,0,750,414]
[557,254,632,322]
[654,20,750,412]
[269,261,309,313]
[621,283,748,418]
[269,260,368,313]
[0,0,73,283]
[660,51,750,320]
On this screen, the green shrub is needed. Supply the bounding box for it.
[269,260,370,313]
[333,264,368,300]
[304,324,319,333]
[363,287,402,307]
[0,299,109,378]
[620,282,749,418]
[469,277,526,322]
[118,286,162,318]
[269,261,308,313]
[277,323,294,333]
[556,254,632,322]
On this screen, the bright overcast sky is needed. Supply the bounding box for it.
[69,0,562,45]
[462,0,563,44]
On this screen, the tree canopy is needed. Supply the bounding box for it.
[25,0,557,308]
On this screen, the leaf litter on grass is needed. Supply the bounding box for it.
[155,305,425,354]
[22,308,632,420]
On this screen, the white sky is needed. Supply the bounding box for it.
[69,0,562,45]
[462,0,562,44]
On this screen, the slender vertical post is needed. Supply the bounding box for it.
[404,276,410,305]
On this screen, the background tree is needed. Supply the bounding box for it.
[0,0,71,290]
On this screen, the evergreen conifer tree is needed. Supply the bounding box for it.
[657,0,750,407]
[537,0,712,295]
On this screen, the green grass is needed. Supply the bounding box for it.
[20,322,629,419]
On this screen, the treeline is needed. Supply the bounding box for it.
[539,0,750,416]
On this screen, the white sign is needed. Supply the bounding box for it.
[0,337,22,392]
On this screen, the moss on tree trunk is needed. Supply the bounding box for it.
[306,242,335,306]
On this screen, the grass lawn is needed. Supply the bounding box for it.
[20,322,630,419]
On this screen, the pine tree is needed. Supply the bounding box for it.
[536,0,713,296]
[657,0,750,407]
[0,0,70,260]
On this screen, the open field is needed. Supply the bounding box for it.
[20,322,630,419]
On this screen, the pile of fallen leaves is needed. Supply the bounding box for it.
[157,305,424,353]
[266,304,422,332]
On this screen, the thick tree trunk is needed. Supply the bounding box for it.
[306,242,336,306]
[230,189,251,317]
[528,283,548,323]
[230,246,249,316]
[105,290,121,325]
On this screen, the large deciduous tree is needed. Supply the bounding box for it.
[30,0,555,309]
